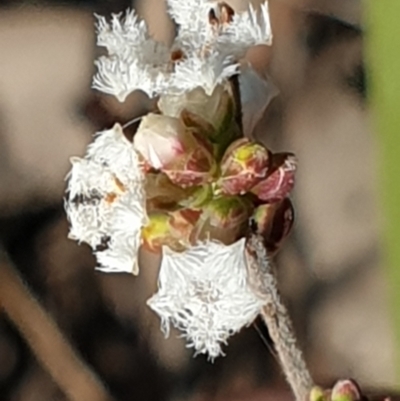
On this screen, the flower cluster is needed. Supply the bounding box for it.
[65,0,296,358]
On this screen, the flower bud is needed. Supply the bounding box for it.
[163,139,216,187]
[158,84,234,135]
[331,380,362,401]
[218,138,270,195]
[194,195,253,244]
[142,209,201,252]
[159,84,242,160]
[251,198,294,254]
[134,113,216,188]
[145,173,190,209]
[251,152,296,203]
[133,113,187,170]
[141,212,174,253]
[309,387,328,401]
[179,184,213,208]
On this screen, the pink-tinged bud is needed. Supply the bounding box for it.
[251,198,294,254]
[309,387,328,401]
[159,84,241,160]
[142,209,201,253]
[194,195,253,244]
[163,141,215,187]
[331,380,362,401]
[133,113,187,170]
[251,152,297,203]
[218,138,270,195]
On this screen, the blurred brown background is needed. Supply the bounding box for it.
[0,0,396,400]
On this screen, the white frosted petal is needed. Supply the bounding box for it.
[65,124,147,274]
[148,239,266,359]
[217,1,272,57]
[93,11,169,101]
[94,1,272,99]
[170,52,238,96]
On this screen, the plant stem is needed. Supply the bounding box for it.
[246,233,313,401]
[0,248,114,401]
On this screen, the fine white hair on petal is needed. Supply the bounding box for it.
[95,10,148,56]
[167,0,213,33]
[86,123,144,183]
[216,1,272,58]
[95,191,145,274]
[93,1,273,100]
[65,158,113,248]
[93,10,170,101]
[170,52,239,96]
[147,239,266,359]
[93,51,169,102]
[65,124,147,275]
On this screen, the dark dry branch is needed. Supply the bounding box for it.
[246,233,314,401]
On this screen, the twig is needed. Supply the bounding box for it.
[246,233,314,401]
[0,248,114,401]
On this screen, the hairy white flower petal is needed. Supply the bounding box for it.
[95,191,145,274]
[86,122,144,183]
[148,239,266,359]
[65,124,147,274]
[93,56,167,102]
[93,11,170,101]
[239,62,278,137]
[217,2,272,57]
[65,159,113,248]
[96,11,148,55]
[167,0,212,33]
[171,53,238,95]
[93,1,272,99]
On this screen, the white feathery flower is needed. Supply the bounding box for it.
[147,239,266,359]
[65,124,147,275]
[66,0,277,360]
[93,1,272,100]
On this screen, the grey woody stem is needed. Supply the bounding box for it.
[246,233,314,401]
[0,248,114,401]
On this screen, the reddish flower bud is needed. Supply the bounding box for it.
[251,152,296,203]
[133,113,187,170]
[331,380,362,401]
[163,142,216,187]
[193,195,253,244]
[218,138,270,195]
[142,209,201,253]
